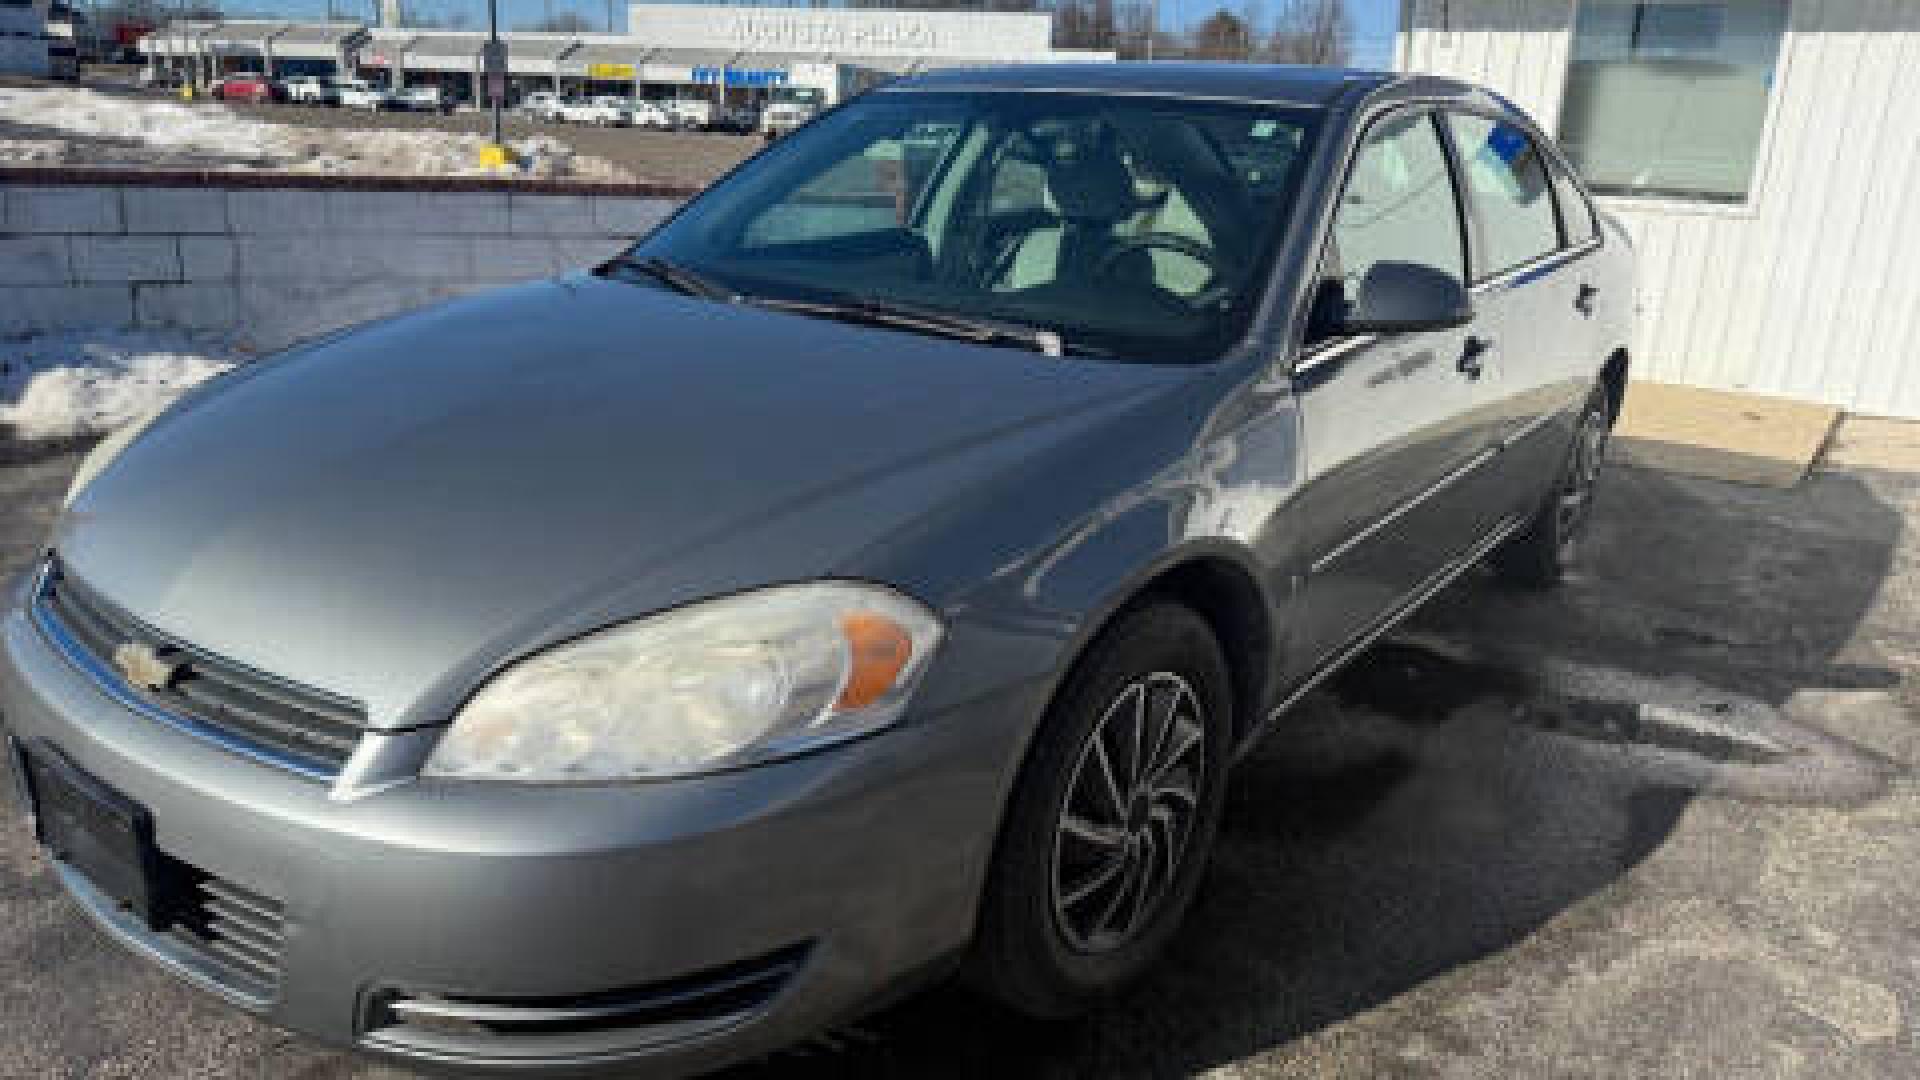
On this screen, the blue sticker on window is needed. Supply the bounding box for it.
[1487,123,1528,164]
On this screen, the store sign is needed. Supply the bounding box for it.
[692,67,789,88]
[628,4,1051,57]
[588,62,636,79]
[727,14,933,51]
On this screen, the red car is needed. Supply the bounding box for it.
[216,73,279,103]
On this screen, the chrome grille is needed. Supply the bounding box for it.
[32,559,366,776]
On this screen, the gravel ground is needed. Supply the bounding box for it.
[1,429,1916,1077]
[0,80,761,187]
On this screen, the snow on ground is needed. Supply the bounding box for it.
[0,87,633,181]
[0,330,242,441]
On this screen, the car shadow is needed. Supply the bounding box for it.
[718,461,1907,1078]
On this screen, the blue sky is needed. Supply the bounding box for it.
[244,0,1401,66]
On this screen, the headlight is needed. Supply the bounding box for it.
[63,408,164,507]
[424,582,942,783]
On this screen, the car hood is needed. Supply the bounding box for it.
[55,276,1187,725]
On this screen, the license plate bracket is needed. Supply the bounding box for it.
[13,741,171,929]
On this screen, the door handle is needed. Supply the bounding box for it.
[1575,283,1599,316]
[1458,336,1492,380]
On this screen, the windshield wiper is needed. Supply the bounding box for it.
[598,254,737,303]
[748,295,1075,358]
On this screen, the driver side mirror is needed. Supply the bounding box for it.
[1338,261,1473,335]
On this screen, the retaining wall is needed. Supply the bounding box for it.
[1,169,695,351]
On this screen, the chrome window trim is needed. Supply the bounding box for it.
[1290,333,1378,379]
[27,562,351,784]
[875,85,1336,109]
[1468,237,1600,294]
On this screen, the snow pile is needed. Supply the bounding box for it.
[0,138,67,164]
[0,87,633,181]
[0,331,242,441]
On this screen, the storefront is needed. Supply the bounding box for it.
[143,5,1107,104]
[138,20,365,82]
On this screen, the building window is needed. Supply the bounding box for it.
[1557,0,1789,203]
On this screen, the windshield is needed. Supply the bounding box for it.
[628,91,1320,362]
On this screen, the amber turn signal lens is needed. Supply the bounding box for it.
[835,611,915,710]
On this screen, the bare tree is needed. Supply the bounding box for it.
[519,11,595,32]
[1053,0,1118,51]
[1268,0,1351,65]
[1189,7,1254,61]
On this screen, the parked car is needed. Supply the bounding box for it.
[281,75,337,105]
[5,65,1632,1077]
[623,98,676,129]
[557,95,630,126]
[664,96,714,130]
[520,90,566,122]
[213,72,277,104]
[334,79,392,111]
[760,85,824,137]
[392,85,451,113]
[136,66,182,90]
[716,102,760,133]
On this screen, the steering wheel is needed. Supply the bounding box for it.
[1090,233,1236,310]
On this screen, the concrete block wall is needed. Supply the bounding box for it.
[1,172,690,352]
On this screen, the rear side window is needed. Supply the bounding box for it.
[1446,113,1560,279]
[1327,111,1466,311]
[1549,158,1599,247]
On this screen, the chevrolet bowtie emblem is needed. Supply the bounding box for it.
[112,642,180,693]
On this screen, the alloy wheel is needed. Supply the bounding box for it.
[1556,406,1610,560]
[1050,672,1207,954]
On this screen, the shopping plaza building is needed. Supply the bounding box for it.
[138,4,1112,108]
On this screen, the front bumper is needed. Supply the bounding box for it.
[0,592,1023,1076]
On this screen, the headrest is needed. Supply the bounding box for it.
[1044,131,1140,225]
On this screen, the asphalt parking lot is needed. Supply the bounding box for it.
[1,437,1915,1078]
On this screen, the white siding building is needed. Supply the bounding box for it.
[1398,0,1920,417]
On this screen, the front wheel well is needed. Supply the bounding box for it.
[1129,558,1272,745]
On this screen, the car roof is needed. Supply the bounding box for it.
[883,63,1414,108]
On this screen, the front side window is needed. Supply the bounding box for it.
[1325,111,1465,314]
[630,92,1320,362]
[1446,113,1560,279]
[1557,0,1789,202]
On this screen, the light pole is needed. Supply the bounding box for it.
[478,0,509,165]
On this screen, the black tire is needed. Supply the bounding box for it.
[1491,381,1613,589]
[967,601,1233,1017]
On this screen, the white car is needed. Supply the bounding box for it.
[394,85,450,113]
[558,96,630,127]
[335,79,392,111]
[520,91,566,122]
[761,87,825,137]
[624,100,676,129]
[665,98,715,130]
[283,76,336,105]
